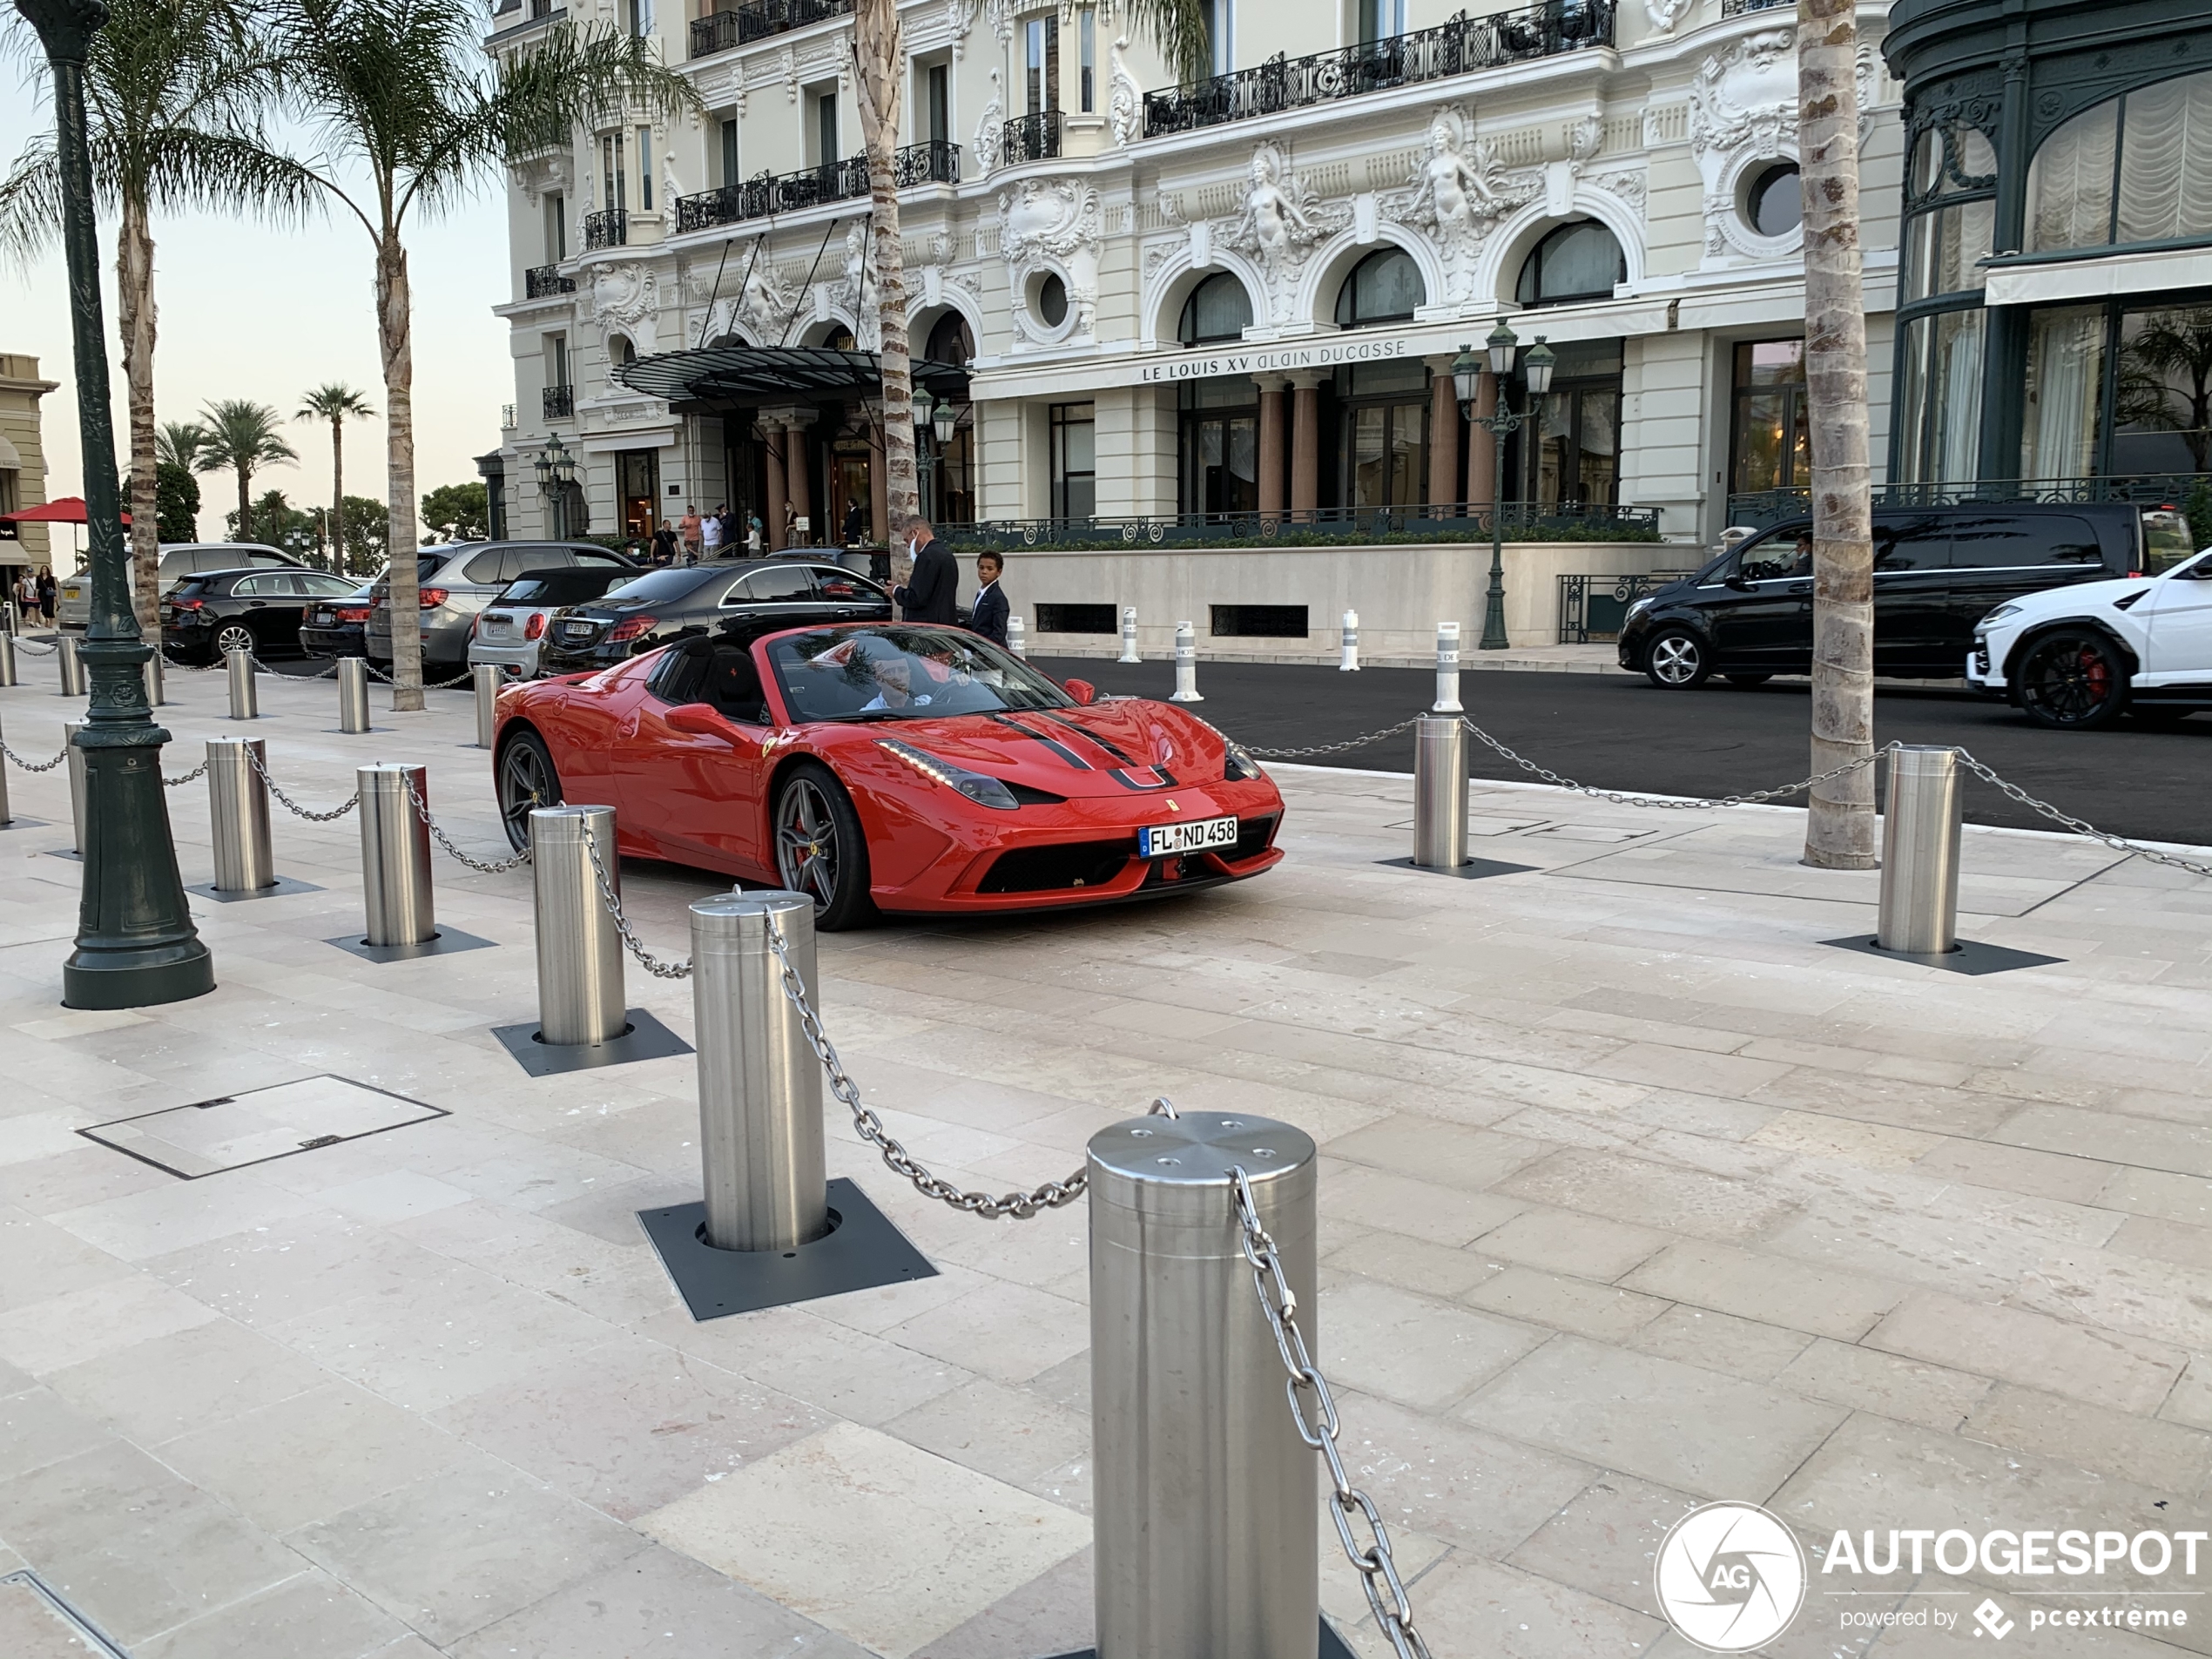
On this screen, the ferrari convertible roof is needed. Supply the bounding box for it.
[615,345,969,408]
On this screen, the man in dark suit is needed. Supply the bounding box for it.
[968,551,1008,648]
[893,518,958,624]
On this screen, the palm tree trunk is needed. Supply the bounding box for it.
[1799,0,1877,870]
[236,463,251,545]
[330,418,346,576]
[378,227,421,711]
[852,0,917,551]
[115,197,160,636]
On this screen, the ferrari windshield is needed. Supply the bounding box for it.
[767,626,1075,721]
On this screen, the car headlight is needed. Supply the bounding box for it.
[1980,604,2021,625]
[1223,738,1266,782]
[1625,596,1656,621]
[878,738,1020,810]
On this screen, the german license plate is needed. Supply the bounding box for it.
[1138,815,1238,858]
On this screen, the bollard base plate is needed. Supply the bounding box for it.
[1821,934,2065,976]
[491,1008,693,1077]
[0,817,50,833]
[187,875,324,905]
[326,926,498,964]
[1042,1617,1357,1659]
[1376,855,1537,880]
[638,1177,936,1321]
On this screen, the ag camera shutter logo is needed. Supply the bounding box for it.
[1656,1501,1809,1651]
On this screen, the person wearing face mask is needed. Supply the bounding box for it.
[892,517,957,624]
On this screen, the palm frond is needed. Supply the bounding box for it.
[0,140,62,274]
[195,398,300,472]
[158,420,209,470]
[144,127,327,225]
[298,381,376,422]
[1120,0,1211,86]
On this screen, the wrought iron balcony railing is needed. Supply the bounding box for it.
[673,141,960,233]
[950,502,1661,549]
[1142,0,1615,138]
[523,264,576,299]
[1718,0,1788,13]
[582,207,627,251]
[1728,474,2212,529]
[543,384,575,419]
[1001,109,1062,164]
[688,0,853,58]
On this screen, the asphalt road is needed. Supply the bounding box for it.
[1035,656,2210,847]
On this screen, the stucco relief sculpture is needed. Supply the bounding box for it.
[592,263,660,354]
[1108,36,1143,147]
[696,255,797,347]
[1386,106,1534,302]
[1000,176,1103,341]
[1219,143,1342,325]
[1689,27,1799,260]
[1642,0,1693,36]
[974,70,1005,176]
[837,222,886,348]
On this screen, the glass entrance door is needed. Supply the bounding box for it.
[830,448,874,547]
[617,448,659,545]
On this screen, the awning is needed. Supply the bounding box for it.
[616,344,970,408]
[0,496,127,525]
[0,431,21,469]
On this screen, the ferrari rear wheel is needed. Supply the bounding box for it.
[496,729,563,852]
[775,762,875,931]
[2016,630,2128,730]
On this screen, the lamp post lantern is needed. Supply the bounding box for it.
[911,388,960,524]
[19,0,213,1008]
[1455,324,1555,652]
[536,434,576,536]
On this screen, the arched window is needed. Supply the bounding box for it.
[609,334,637,368]
[1179,272,1252,344]
[2027,70,2212,253]
[925,311,974,366]
[1334,247,1425,328]
[1515,221,1625,307]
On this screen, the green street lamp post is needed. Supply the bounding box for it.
[534,434,576,537]
[1453,322,1555,653]
[910,388,957,524]
[19,0,213,1008]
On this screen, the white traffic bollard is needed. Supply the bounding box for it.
[1006,615,1027,658]
[1117,606,1141,664]
[1339,608,1360,672]
[1433,620,1463,713]
[1170,619,1204,703]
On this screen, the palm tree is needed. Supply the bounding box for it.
[298,382,374,573]
[156,419,206,471]
[0,0,307,632]
[1798,0,1877,869]
[260,0,693,710]
[194,399,298,543]
[850,0,918,551]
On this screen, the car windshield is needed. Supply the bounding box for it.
[595,567,716,607]
[767,626,1075,722]
[500,568,628,606]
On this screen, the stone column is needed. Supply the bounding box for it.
[1289,373,1324,521]
[785,410,816,544]
[1426,357,1461,516]
[1254,375,1288,524]
[1467,372,1501,513]
[763,421,788,552]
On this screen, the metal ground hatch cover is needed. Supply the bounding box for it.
[78,1074,447,1178]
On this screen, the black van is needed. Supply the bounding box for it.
[1616,503,2188,688]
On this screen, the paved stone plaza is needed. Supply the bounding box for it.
[1,662,2209,1658]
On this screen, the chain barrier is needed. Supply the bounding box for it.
[1,740,68,772]
[361,659,474,691]
[243,745,359,822]
[161,761,208,788]
[246,651,339,681]
[160,645,216,670]
[577,823,695,981]
[1231,1168,1433,1659]
[1955,750,2212,879]
[1239,716,1424,761]
[400,772,531,873]
[1459,717,1892,811]
[13,637,58,656]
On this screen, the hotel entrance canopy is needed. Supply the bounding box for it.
[615,344,970,410]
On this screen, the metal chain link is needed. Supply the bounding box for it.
[246,651,339,681]
[765,917,1092,1220]
[161,761,208,788]
[160,646,217,670]
[1955,749,2212,879]
[401,772,532,873]
[244,745,360,822]
[577,823,695,980]
[1460,717,1892,810]
[1,740,68,772]
[1231,1168,1433,1659]
[12,637,59,656]
[361,661,475,691]
[1240,716,1425,760]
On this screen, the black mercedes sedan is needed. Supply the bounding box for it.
[164,567,366,664]
[536,558,892,675]
[300,580,378,660]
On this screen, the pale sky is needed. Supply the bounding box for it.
[1,70,514,546]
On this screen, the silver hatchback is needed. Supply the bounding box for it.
[367,541,637,673]
[467,564,643,678]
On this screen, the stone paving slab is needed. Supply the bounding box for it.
[1,664,2209,1656]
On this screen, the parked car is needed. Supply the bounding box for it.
[366,541,637,674]
[468,565,643,678]
[161,567,365,663]
[58,542,301,631]
[1966,546,2212,728]
[535,560,893,676]
[1617,503,2193,688]
[299,581,378,659]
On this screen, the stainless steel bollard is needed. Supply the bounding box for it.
[143,651,164,708]
[0,717,10,825]
[65,718,86,853]
[337,657,370,732]
[1339,608,1359,672]
[57,637,84,697]
[0,632,15,686]
[358,764,435,945]
[1170,619,1204,703]
[1117,605,1141,664]
[1433,619,1463,712]
[689,890,829,1252]
[226,647,258,719]
[530,806,625,1047]
[1089,1110,1319,1659]
[1413,713,1469,870]
[1006,615,1027,658]
[473,663,502,748]
[206,737,275,893]
[1877,745,1963,954]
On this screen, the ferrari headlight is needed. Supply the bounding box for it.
[1223,738,1266,782]
[878,738,1020,811]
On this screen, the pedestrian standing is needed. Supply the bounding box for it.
[746,512,763,556]
[37,566,56,624]
[678,502,703,563]
[968,550,1008,648]
[780,500,798,550]
[892,518,957,624]
[651,522,678,566]
[701,506,724,562]
[841,499,867,549]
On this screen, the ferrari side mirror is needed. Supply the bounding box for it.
[1063,678,1097,705]
[664,702,734,740]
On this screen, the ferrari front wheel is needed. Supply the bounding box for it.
[774,762,876,931]
[496,729,563,852]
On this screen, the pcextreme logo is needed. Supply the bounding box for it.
[1655,1502,1809,1652]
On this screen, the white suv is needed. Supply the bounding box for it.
[1968,548,2212,728]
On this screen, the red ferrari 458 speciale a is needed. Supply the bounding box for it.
[490,612,1286,927]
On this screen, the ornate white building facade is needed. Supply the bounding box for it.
[484,0,1904,550]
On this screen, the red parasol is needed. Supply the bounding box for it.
[0,496,130,526]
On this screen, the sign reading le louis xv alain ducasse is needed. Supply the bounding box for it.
[1136,333,1414,382]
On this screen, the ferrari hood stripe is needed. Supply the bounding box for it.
[1040,710,1136,765]
[988,713,1094,770]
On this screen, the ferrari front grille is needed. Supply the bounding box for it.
[977,839,1132,894]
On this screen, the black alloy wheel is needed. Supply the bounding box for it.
[2016,630,2128,730]
[496,729,563,852]
[1643,626,1712,689]
[774,761,876,931]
